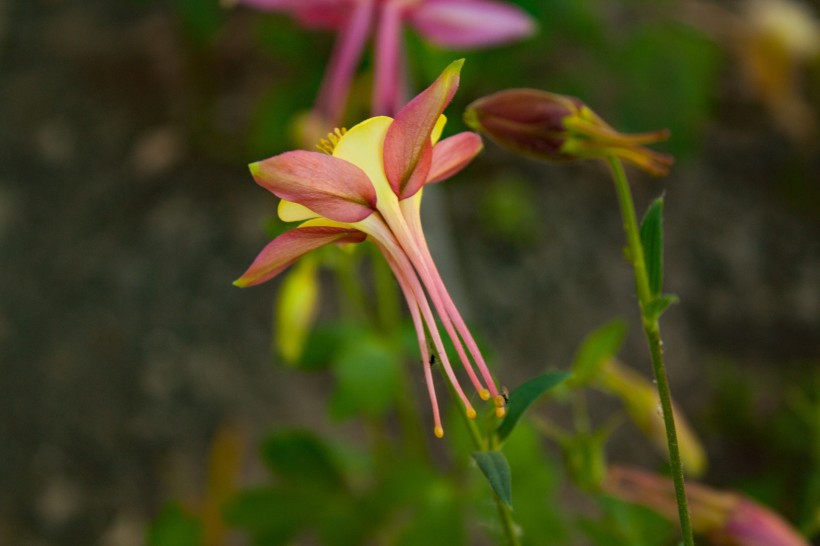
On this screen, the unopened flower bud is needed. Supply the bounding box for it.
[465,89,674,176]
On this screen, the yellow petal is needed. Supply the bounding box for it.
[278,199,319,222]
[276,256,320,365]
[299,217,351,229]
[431,114,447,144]
[333,116,396,206]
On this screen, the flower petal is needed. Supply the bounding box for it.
[332,116,399,209]
[409,0,536,49]
[278,199,318,222]
[373,0,404,116]
[236,0,351,29]
[250,150,377,223]
[315,0,374,123]
[234,226,366,287]
[427,131,483,184]
[383,59,463,199]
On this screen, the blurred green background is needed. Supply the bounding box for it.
[1,0,818,544]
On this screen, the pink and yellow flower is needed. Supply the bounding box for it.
[235,60,504,437]
[234,0,536,126]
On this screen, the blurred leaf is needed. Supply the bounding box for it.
[472,451,513,508]
[639,196,664,297]
[298,322,366,371]
[253,17,329,62]
[396,479,465,546]
[479,176,539,245]
[579,495,674,546]
[146,503,202,546]
[597,359,706,477]
[275,256,320,365]
[615,23,720,155]
[330,334,401,419]
[502,421,569,545]
[537,0,605,48]
[497,371,571,442]
[260,429,346,492]
[567,320,627,388]
[223,487,312,543]
[319,497,370,546]
[170,0,223,44]
[560,427,612,492]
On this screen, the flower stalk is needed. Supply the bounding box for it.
[437,364,521,546]
[607,156,695,546]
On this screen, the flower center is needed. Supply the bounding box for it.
[316,127,347,155]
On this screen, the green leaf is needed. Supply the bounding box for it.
[146,503,202,546]
[614,24,720,155]
[640,197,665,297]
[170,0,223,44]
[260,430,345,492]
[579,495,675,546]
[568,320,628,388]
[298,322,363,371]
[330,334,401,419]
[497,371,571,442]
[560,428,611,492]
[644,293,679,321]
[472,451,513,508]
[223,487,313,543]
[395,480,464,546]
[501,421,569,544]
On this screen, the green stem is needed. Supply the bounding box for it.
[494,492,521,546]
[607,157,695,546]
[438,367,520,546]
[371,246,402,333]
[335,251,370,325]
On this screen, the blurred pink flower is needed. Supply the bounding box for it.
[235,0,535,126]
[604,465,811,546]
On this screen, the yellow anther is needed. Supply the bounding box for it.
[494,395,506,408]
[479,389,491,401]
[434,426,444,438]
[495,406,507,419]
[316,127,347,155]
[466,408,477,419]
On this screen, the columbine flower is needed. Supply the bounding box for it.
[464,88,674,176]
[604,465,811,546]
[235,60,504,437]
[232,0,535,126]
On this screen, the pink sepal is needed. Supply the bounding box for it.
[234,226,365,287]
[383,59,463,199]
[409,0,536,49]
[250,151,377,223]
[237,0,350,29]
[427,132,483,184]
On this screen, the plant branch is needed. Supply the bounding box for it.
[607,157,695,546]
